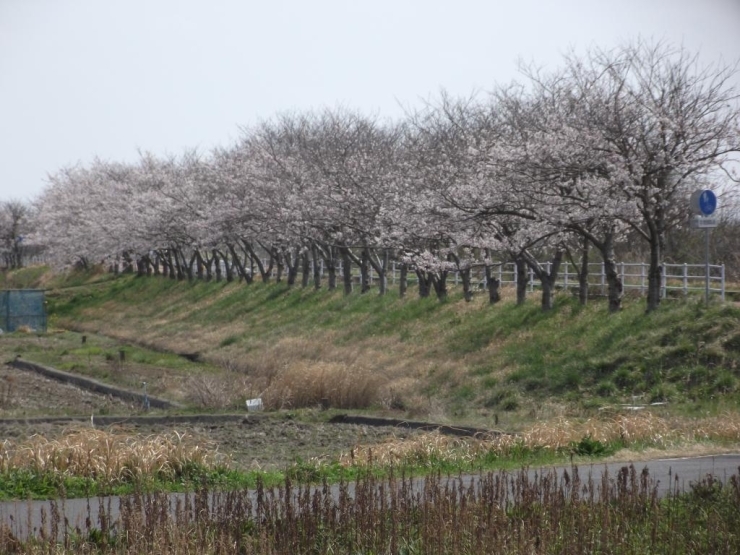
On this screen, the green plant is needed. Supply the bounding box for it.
[568,434,616,457]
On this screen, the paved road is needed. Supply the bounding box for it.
[1,453,738,541]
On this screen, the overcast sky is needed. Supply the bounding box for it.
[1,0,739,202]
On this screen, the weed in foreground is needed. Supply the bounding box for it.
[2,464,739,554]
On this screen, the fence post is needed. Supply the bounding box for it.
[601,262,606,296]
[683,263,688,296]
[661,266,666,299]
[498,263,503,286]
[563,261,569,290]
[392,260,396,285]
[721,264,726,302]
[529,267,534,292]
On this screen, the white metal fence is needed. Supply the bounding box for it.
[471,261,727,301]
[129,256,728,302]
[325,260,726,301]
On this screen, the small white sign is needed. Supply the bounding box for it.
[246,398,264,412]
[690,215,719,229]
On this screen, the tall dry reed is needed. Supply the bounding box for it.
[0,428,222,485]
[341,412,740,467]
[3,465,739,554]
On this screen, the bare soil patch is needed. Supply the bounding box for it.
[0,414,423,472]
[0,360,425,471]
[0,364,133,418]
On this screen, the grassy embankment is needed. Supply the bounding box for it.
[37,266,740,419]
[0,265,739,500]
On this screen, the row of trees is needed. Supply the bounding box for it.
[28,41,740,312]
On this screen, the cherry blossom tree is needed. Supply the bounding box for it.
[0,200,33,269]
[526,41,740,312]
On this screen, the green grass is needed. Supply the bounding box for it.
[0,265,50,289]
[0,465,284,501]
[12,267,740,416]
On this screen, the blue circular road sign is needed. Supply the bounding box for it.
[690,189,717,216]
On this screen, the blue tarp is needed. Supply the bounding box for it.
[0,289,46,333]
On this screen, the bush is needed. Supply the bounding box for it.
[569,435,616,457]
[595,380,617,398]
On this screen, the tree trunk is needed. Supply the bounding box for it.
[515,257,527,305]
[341,247,353,295]
[485,265,501,304]
[245,243,272,283]
[301,250,310,288]
[227,244,251,284]
[120,252,132,274]
[311,245,321,290]
[432,272,448,301]
[416,270,431,298]
[578,237,589,306]
[314,243,337,290]
[327,258,337,290]
[596,232,623,313]
[359,249,371,293]
[175,249,186,281]
[204,252,212,281]
[195,251,204,281]
[365,248,389,296]
[399,263,408,298]
[520,250,563,311]
[274,248,284,283]
[221,250,234,282]
[185,252,196,281]
[284,247,300,286]
[576,228,622,313]
[167,250,178,280]
[645,179,668,313]
[449,253,472,302]
[460,267,473,302]
[159,252,169,278]
[378,250,389,296]
[646,236,662,312]
[212,249,222,282]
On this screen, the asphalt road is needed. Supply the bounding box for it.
[1,453,738,541]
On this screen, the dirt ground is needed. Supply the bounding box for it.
[0,364,134,417]
[0,363,422,471]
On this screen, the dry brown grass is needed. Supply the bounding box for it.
[181,335,408,410]
[0,428,223,484]
[262,361,384,410]
[341,411,740,467]
[183,357,386,410]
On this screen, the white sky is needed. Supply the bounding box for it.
[1,0,739,202]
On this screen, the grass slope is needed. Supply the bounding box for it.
[31,266,740,422]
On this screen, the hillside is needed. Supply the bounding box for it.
[2,265,729,427]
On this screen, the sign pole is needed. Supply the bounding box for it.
[705,227,710,306]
